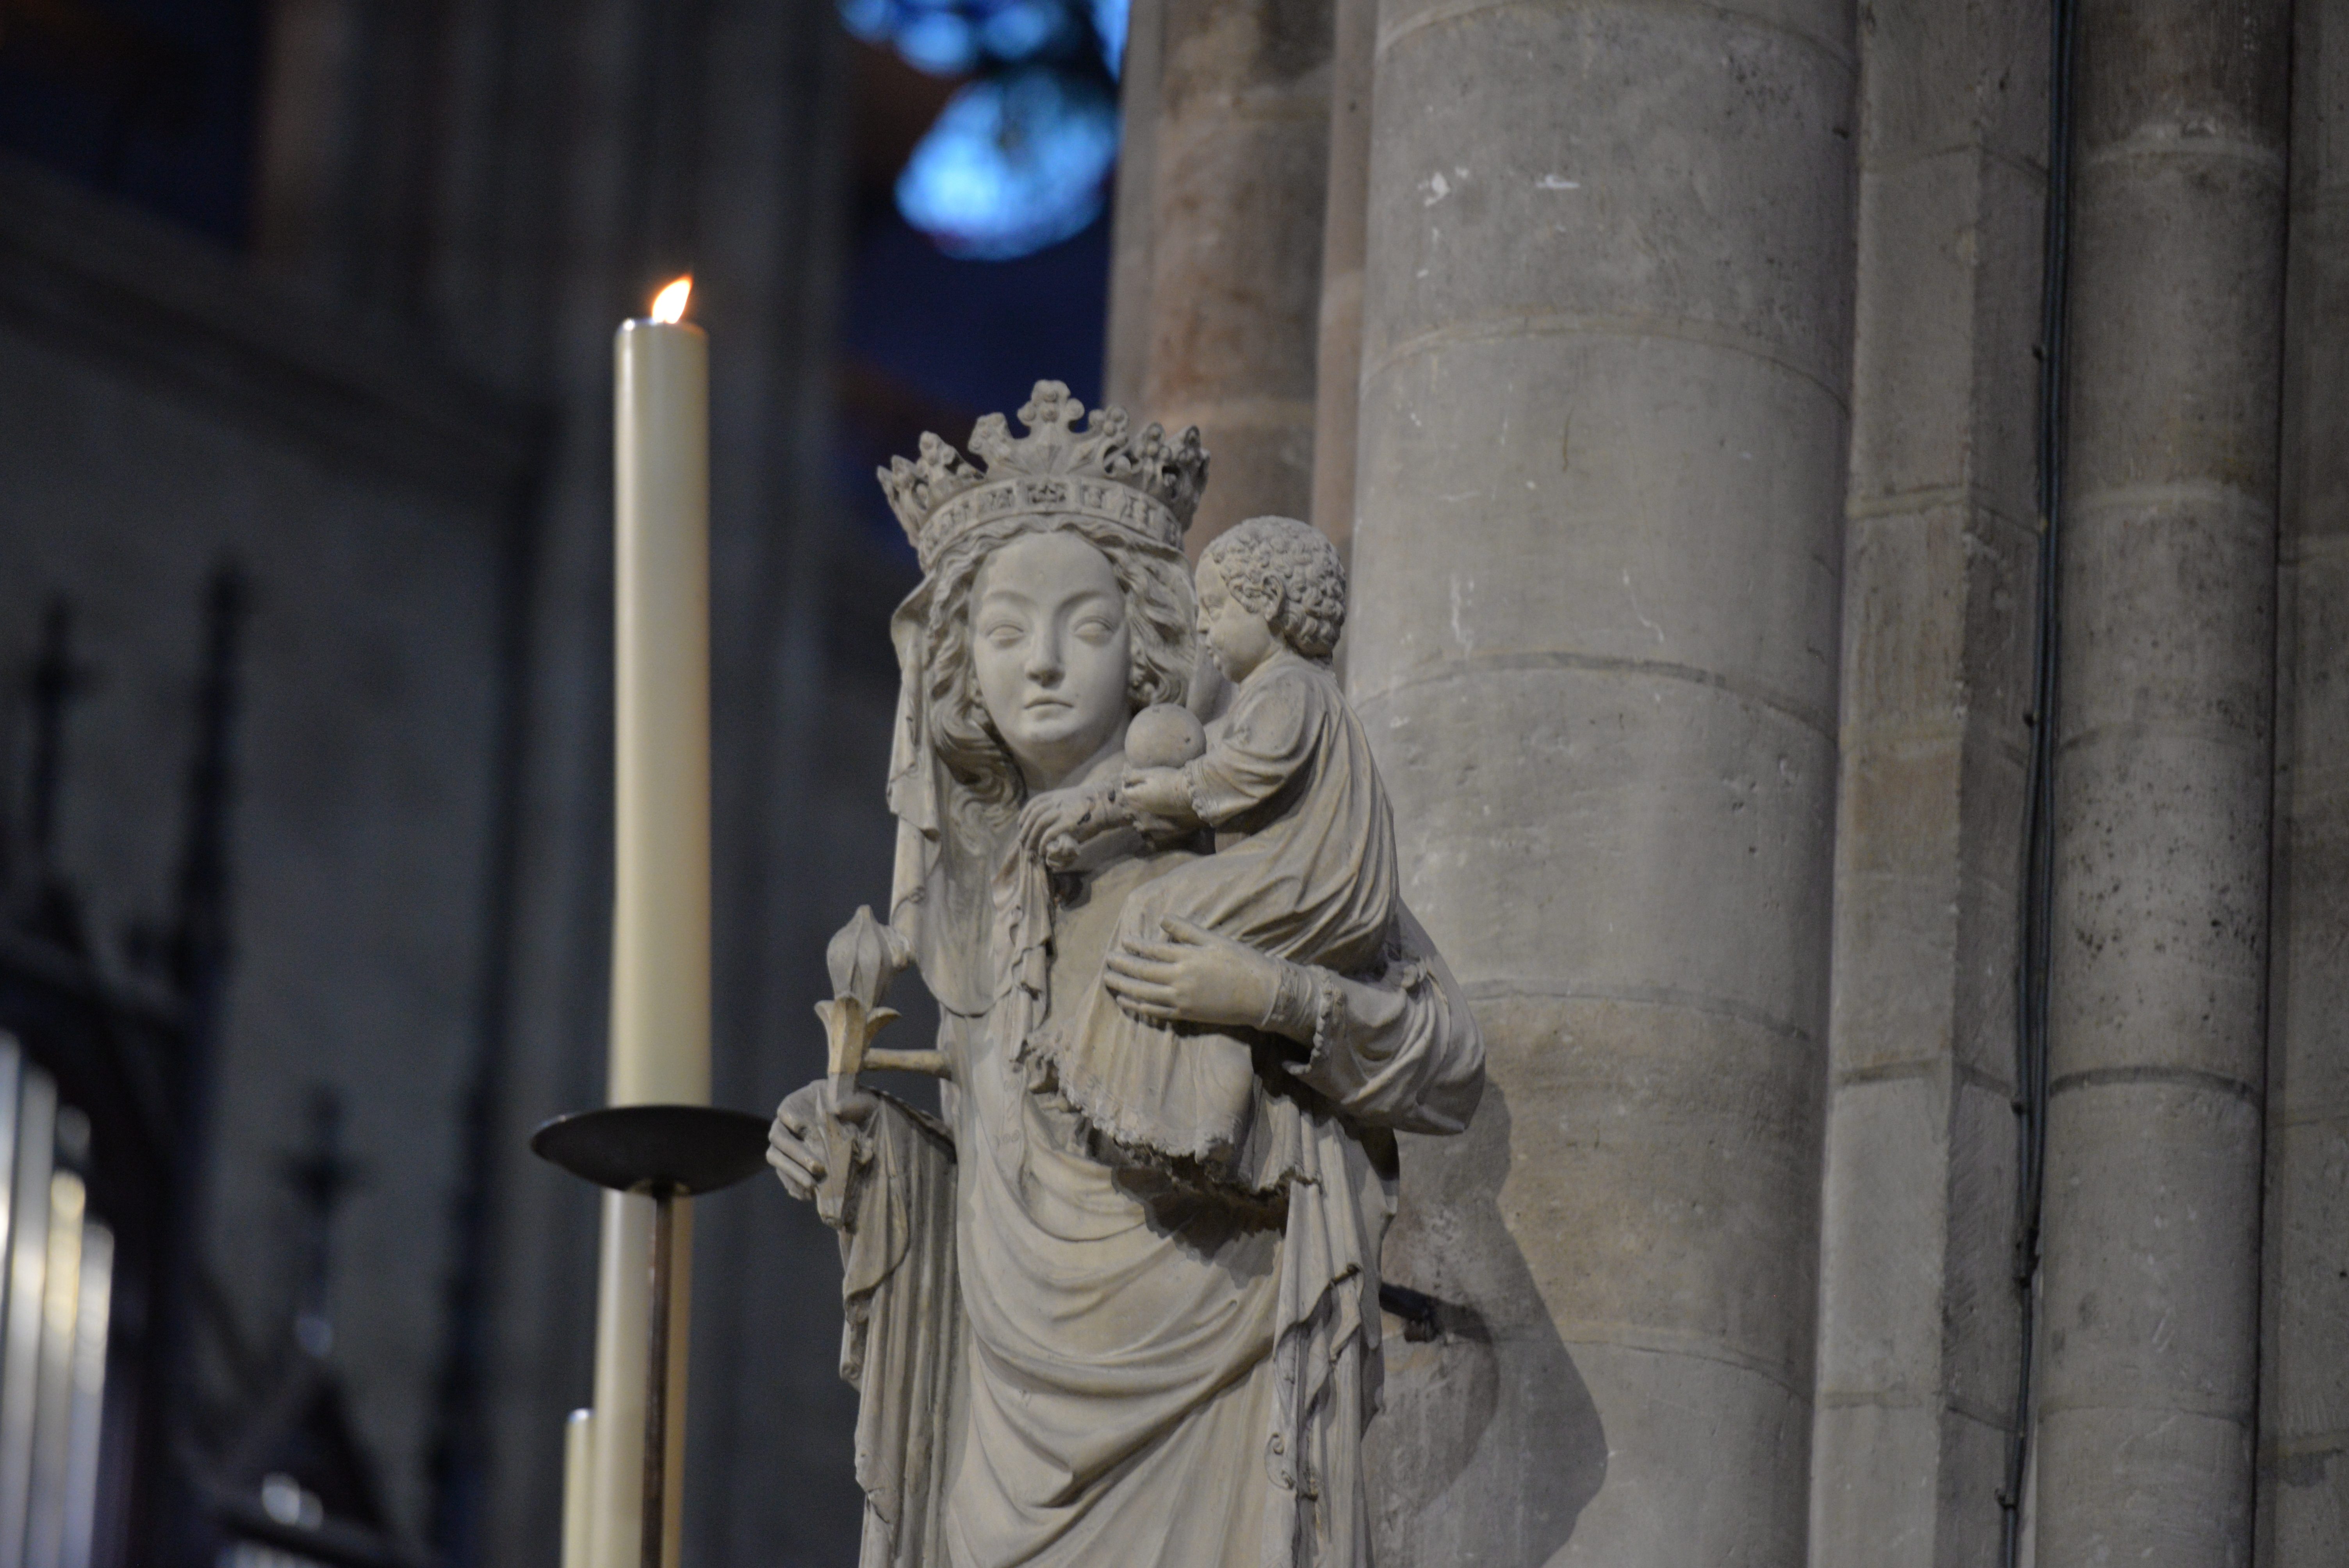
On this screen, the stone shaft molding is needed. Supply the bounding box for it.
[2037,1,2289,1563]
[1805,0,2048,1561]
[2259,0,2349,1558]
[1347,0,1857,1561]
[1137,0,1335,548]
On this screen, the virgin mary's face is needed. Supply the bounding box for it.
[971,530,1133,791]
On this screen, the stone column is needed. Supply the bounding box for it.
[1139,0,1333,546]
[1305,0,1373,555]
[1103,0,1165,411]
[2036,2,2288,1564]
[1349,1,1855,1563]
[2258,2,2349,1561]
[1805,2,2045,1563]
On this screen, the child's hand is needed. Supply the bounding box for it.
[1119,766,1193,824]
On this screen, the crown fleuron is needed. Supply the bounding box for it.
[878,381,1209,570]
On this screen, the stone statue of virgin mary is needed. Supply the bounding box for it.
[765,382,1484,1568]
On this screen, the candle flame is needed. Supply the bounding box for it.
[649,275,693,324]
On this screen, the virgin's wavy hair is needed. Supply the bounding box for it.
[925,514,1196,810]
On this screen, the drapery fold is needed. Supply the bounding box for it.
[828,565,1483,1567]
[838,1096,963,1568]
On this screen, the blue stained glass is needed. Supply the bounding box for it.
[839,0,898,42]
[896,68,1120,260]
[843,0,1127,259]
[893,10,982,73]
[979,0,1068,61]
[1093,0,1129,75]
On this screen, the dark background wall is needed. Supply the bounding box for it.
[0,0,1115,1563]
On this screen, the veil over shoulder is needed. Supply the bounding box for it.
[811,382,1483,1568]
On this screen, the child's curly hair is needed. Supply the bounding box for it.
[1200,516,1346,662]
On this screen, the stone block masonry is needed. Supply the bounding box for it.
[1346,0,1857,1561]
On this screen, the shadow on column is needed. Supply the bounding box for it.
[1369,1082,1601,1566]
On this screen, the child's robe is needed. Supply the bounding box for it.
[1031,648,1398,1190]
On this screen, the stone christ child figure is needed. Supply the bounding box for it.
[1020,516,1399,1193]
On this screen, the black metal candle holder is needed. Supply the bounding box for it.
[531,1104,769,1568]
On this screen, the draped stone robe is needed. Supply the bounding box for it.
[831,805,1483,1568]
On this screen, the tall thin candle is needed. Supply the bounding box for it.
[585,274,708,1568]
[610,273,710,1108]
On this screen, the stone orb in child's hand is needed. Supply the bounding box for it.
[1126,703,1207,769]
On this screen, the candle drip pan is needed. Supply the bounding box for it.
[531,1104,771,1196]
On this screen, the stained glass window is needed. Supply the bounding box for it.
[847,0,1130,258]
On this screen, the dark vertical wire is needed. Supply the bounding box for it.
[2000,0,2078,1561]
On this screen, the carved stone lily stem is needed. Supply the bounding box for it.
[812,907,943,1227]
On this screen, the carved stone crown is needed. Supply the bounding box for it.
[878,381,1208,570]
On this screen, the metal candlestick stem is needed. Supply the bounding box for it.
[531,1103,770,1568]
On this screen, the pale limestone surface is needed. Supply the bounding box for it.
[1130,0,1333,549]
[1806,1,2045,1562]
[2036,4,2288,1564]
[2262,0,2349,1558]
[1105,0,1167,415]
[1304,0,1374,560]
[766,388,1482,1566]
[1347,0,1855,1562]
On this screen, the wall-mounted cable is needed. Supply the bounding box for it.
[1998,0,2078,1561]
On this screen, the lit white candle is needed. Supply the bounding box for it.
[610,272,711,1109]
[585,274,708,1568]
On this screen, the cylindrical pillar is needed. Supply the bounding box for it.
[1305,0,1373,556]
[2261,4,2349,1561]
[1104,0,1166,412]
[2035,3,2288,1564]
[1348,0,1855,1562]
[1140,0,1333,547]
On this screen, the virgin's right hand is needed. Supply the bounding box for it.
[1016,786,1109,864]
[767,1078,874,1201]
